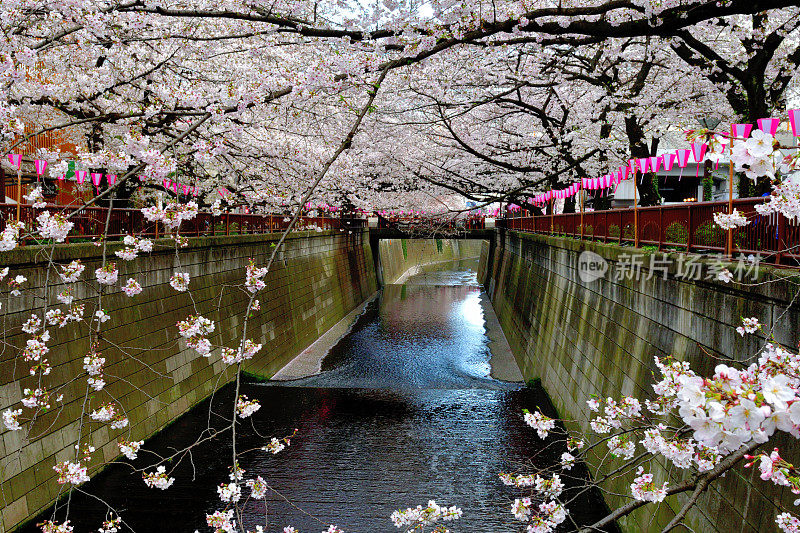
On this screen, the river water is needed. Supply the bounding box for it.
[24,260,612,533]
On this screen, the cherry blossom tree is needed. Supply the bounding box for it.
[2,1,800,533]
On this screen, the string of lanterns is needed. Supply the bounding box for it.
[526,109,800,208]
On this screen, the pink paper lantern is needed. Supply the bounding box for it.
[676,149,691,168]
[34,159,47,176]
[662,153,676,171]
[690,142,708,163]
[788,110,800,137]
[648,156,661,173]
[106,174,117,185]
[757,117,780,136]
[76,170,87,184]
[91,173,103,186]
[7,154,21,169]
[731,123,753,140]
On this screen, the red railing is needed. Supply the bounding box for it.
[497,198,800,265]
[0,203,366,244]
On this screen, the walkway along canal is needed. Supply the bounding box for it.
[21,258,611,533]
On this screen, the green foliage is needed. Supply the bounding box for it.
[738,175,752,199]
[608,224,620,238]
[665,222,689,244]
[526,377,542,389]
[241,371,271,383]
[623,224,635,240]
[694,221,724,247]
[401,239,408,259]
[702,175,714,201]
[436,239,443,253]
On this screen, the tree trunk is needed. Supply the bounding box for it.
[625,117,662,206]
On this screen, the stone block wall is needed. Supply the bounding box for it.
[378,239,484,284]
[0,230,376,532]
[480,231,800,532]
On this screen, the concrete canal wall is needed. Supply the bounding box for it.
[0,231,377,532]
[479,230,800,533]
[378,239,484,284]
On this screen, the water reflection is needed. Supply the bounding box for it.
[277,260,511,391]
[21,261,612,533]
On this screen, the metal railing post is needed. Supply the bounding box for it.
[726,135,735,258]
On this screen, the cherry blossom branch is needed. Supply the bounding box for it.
[579,440,762,532]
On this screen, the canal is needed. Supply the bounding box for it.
[24,259,611,532]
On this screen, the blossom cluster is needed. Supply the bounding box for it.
[756,177,800,222]
[245,260,268,293]
[84,347,107,391]
[262,436,291,455]
[59,260,85,282]
[0,221,23,252]
[122,278,143,296]
[3,408,22,430]
[206,510,236,533]
[53,461,90,485]
[118,439,144,460]
[246,476,268,499]
[142,200,198,230]
[236,395,261,418]
[586,395,641,434]
[713,209,749,230]
[176,315,215,355]
[737,317,762,336]
[217,482,241,503]
[95,263,119,285]
[523,409,555,439]
[115,234,153,261]
[38,521,73,533]
[143,466,175,490]
[656,345,800,453]
[629,467,668,502]
[24,186,47,208]
[36,211,74,242]
[98,516,122,533]
[747,449,800,493]
[169,272,190,292]
[510,498,568,533]
[390,500,463,531]
[729,130,781,180]
[220,339,263,365]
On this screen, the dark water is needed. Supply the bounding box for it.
[24,261,612,533]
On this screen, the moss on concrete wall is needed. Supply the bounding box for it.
[0,231,377,532]
[378,239,484,284]
[481,230,800,533]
